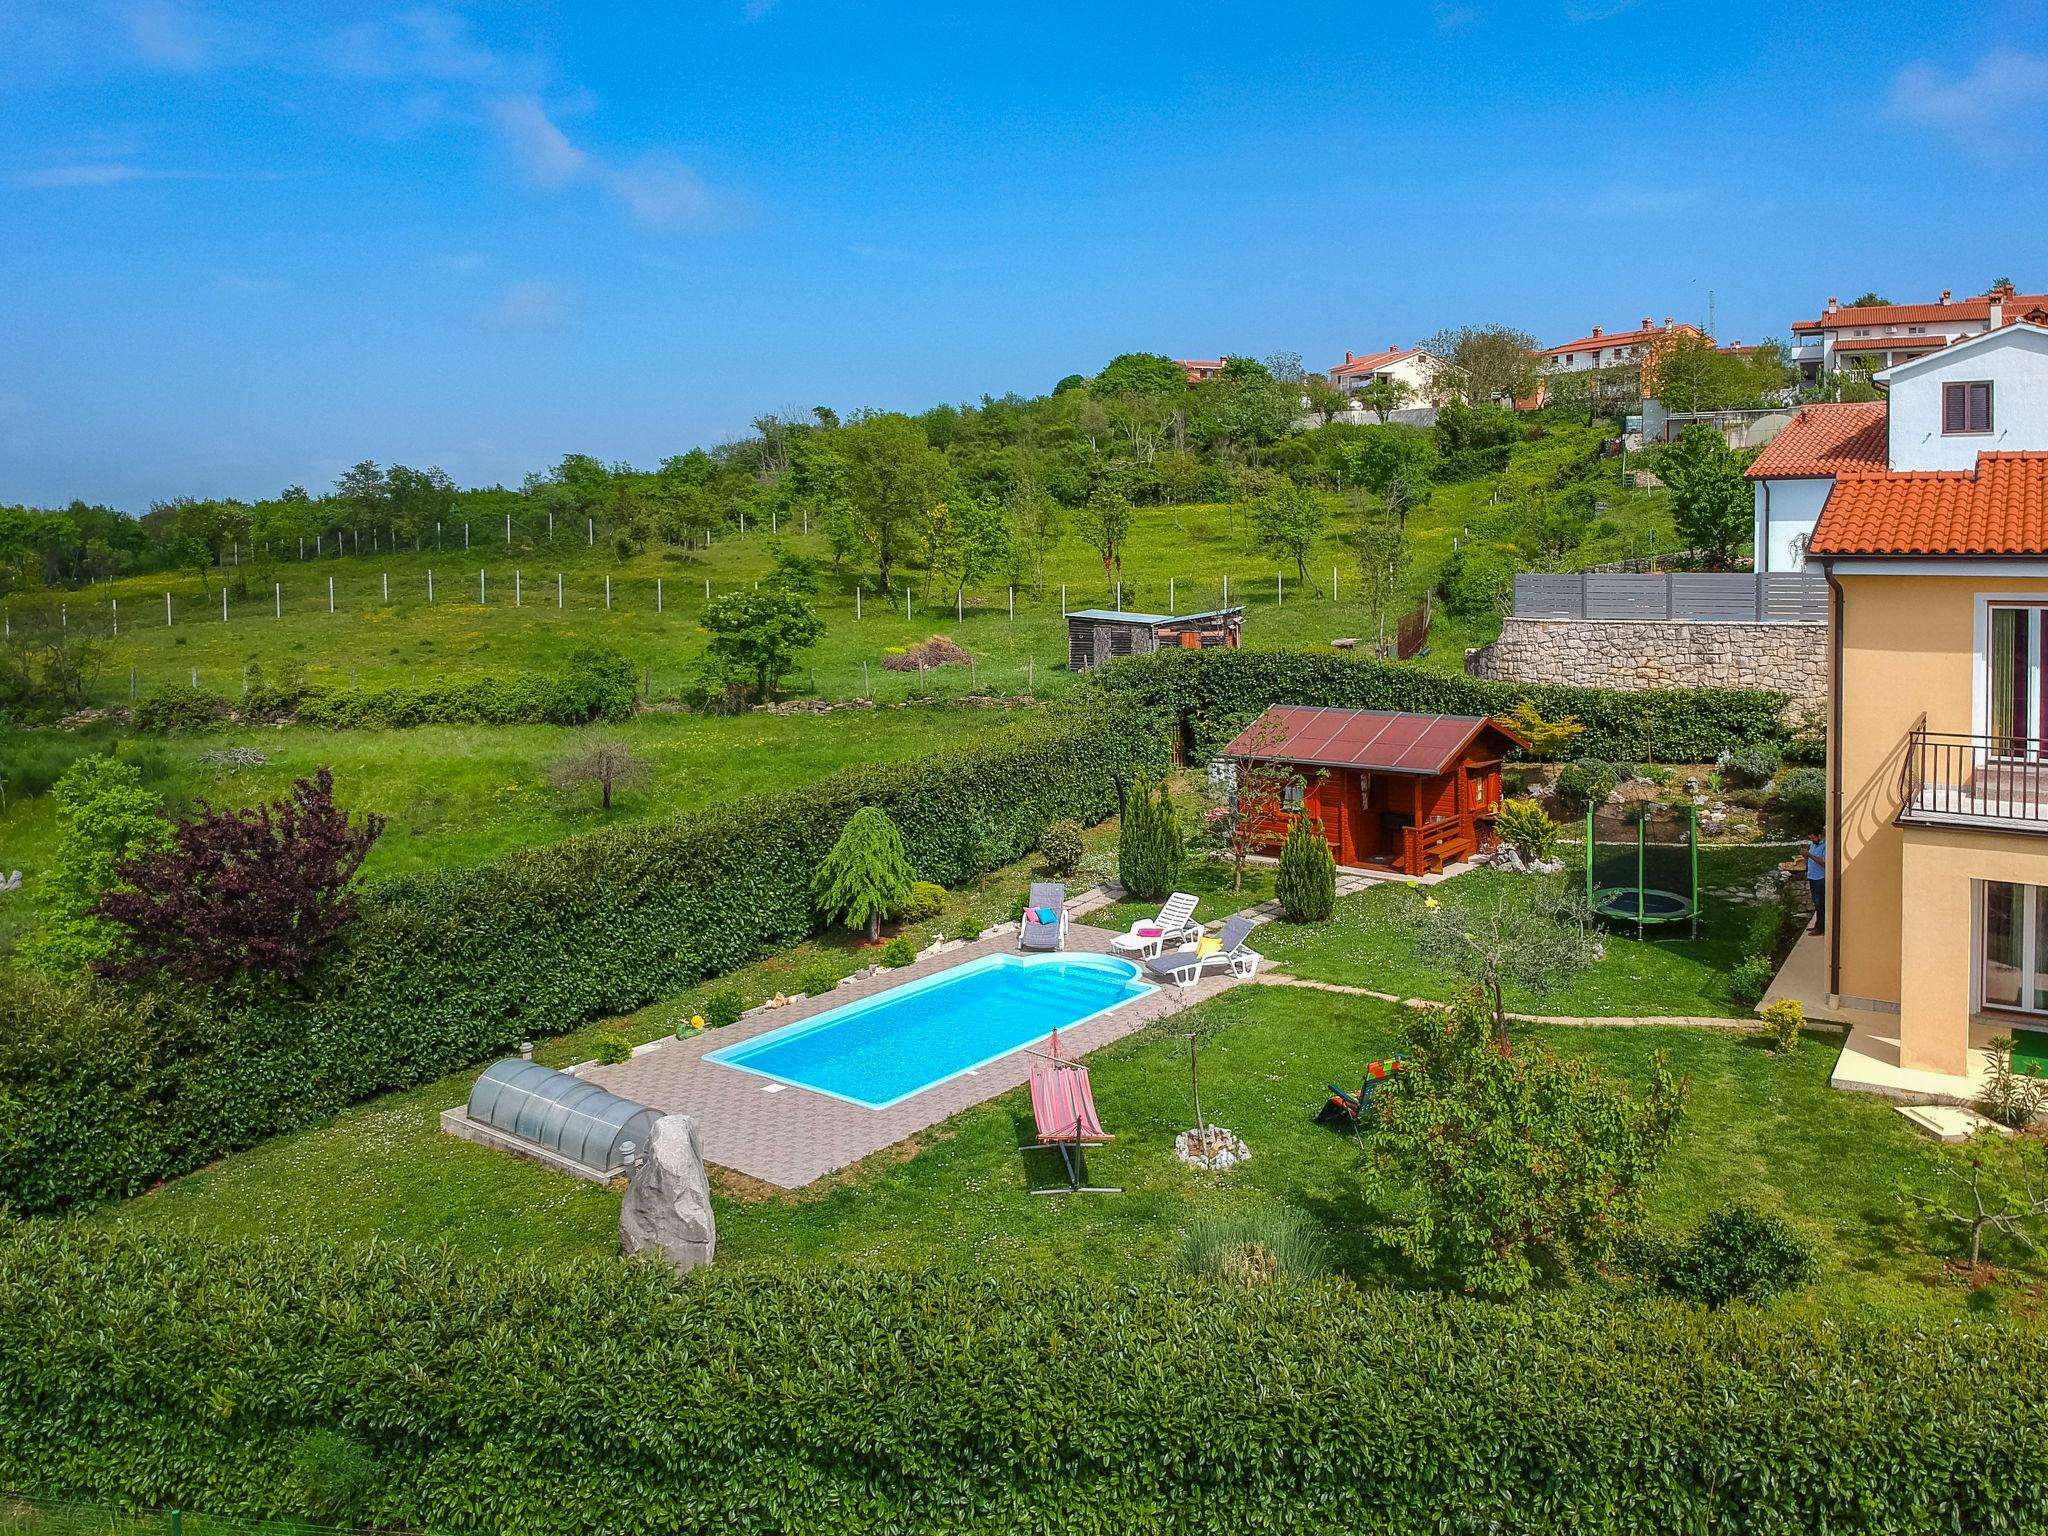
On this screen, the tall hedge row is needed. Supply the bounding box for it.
[1080,647,1792,762]
[1,1228,2042,1535]
[0,703,1164,1213]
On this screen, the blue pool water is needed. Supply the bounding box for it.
[704,952,1154,1109]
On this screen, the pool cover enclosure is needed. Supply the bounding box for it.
[1585,802,1699,938]
[465,1059,660,1176]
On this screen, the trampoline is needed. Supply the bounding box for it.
[1585,801,1698,939]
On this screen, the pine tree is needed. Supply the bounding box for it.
[812,806,915,941]
[1118,777,1183,903]
[1276,815,1337,922]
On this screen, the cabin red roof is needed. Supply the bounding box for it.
[1809,455,2048,558]
[1224,705,1525,775]
[1331,346,1424,378]
[1744,402,1889,480]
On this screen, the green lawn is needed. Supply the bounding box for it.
[95,980,2017,1323]
[1255,845,1792,1018]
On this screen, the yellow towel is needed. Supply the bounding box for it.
[1195,937,1222,959]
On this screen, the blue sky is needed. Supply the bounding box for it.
[2,0,2044,510]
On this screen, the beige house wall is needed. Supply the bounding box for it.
[1834,570,2048,1073]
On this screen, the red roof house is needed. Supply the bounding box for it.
[1224,705,1526,875]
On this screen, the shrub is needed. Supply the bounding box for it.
[591,1031,633,1065]
[1498,701,1584,760]
[879,934,917,967]
[796,959,841,998]
[1759,998,1804,1055]
[1117,776,1183,903]
[951,916,985,942]
[1038,817,1084,876]
[1077,648,1791,765]
[1978,1035,2048,1130]
[1493,799,1560,863]
[1660,1203,1818,1305]
[812,806,915,942]
[131,686,232,734]
[1720,746,1782,788]
[290,1429,384,1527]
[1275,816,1336,922]
[1777,765,1827,826]
[897,880,947,923]
[702,988,745,1029]
[1176,1213,1330,1284]
[1554,759,1622,807]
[14,755,172,978]
[0,703,1161,1213]
[1438,544,1515,618]
[3,1228,2044,1534]
[1730,954,1776,1007]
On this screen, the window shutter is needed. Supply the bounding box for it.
[1945,383,1965,433]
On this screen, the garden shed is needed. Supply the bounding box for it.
[1225,704,1525,876]
[1065,607,1243,671]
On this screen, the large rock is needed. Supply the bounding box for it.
[619,1114,716,1273]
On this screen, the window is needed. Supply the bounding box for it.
[1281,783,1306,813]
[1945,380,1993,434]
[1988,605,2048,751]
[1981,881,2048,1014]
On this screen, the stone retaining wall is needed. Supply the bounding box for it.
[1464,616,1825,702]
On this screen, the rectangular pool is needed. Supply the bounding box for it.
[703,952,1154,1109]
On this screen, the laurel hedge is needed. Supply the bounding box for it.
[0,702,1162,1213]
[1080,647,1791,763]
[0,1227,2041,1535]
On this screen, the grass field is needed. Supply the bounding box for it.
[97,982,2021,1323]
[21,450,1677,704]
[1256,845,1795,1018]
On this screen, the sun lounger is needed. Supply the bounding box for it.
[1111,891,1201,958]
[1019,882,1068,952]
[1028,1059,1119,1194]
[1315,1059,1408,1140]
[1144,914,1260,988]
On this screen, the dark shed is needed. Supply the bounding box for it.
[1065,607,1244,671]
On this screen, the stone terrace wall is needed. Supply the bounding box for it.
[1465,617,1825,703]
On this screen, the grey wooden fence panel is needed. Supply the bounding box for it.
[1512,574,1584,619]
[1583,574,1668,620]
[1762,573,1829,623]
[1671,574,1763,622]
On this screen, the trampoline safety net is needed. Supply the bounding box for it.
[1585,801,1699,934]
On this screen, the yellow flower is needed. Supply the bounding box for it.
[689,1014,706,1031]
[1423,895,1440,910]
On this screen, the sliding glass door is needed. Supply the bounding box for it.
[1989,606,2048,754]
[1981,880,2048,1016]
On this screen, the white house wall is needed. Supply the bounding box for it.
[1753,476,1830,572]
[1886,328,2048,471]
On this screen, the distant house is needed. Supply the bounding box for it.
[1788,283,2048,383]
[1326,346,1446,400]
[1541,317,1701,382]
[1744,400,1889,571]
[1065,607,1242,671]
[1175,359,1226,383]
[1224,705,1524,876]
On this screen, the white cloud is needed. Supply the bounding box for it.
[119,0,212,69]
[489,95,591,186]
[1889,49,2048,129]
[14,162,193,187]
[489,96,726,228]
[488,281,573,332]
[329,8,525,85]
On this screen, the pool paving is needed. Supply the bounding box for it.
[582,921,1251,1189]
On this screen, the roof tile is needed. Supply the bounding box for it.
[1809,454,2048,557]
[1745,402,1888,480]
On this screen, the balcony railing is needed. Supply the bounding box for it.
[1898,728,2048,831]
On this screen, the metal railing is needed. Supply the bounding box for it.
[1898,726,2048,831]
[1512,571,1828,624]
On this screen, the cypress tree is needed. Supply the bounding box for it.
[1276,815,1337,922]
[813,806,916,941]
[1118,777,1178,903]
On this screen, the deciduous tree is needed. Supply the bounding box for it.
[548,738,650,812]
[1251,480,1336,582]
[838,414,950,594]
[1414,878,1604,1043]
[1661,423,1753,568]
[1075,487,1134,581]
[1420,324,1539,405]
[92,767,383,985]
[16,756,171,977]
[699,588,825,701]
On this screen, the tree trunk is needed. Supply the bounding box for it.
[601,778,612,811]
[868,911,881,943]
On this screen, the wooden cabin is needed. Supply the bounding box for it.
[1224,705,1526,876]
[1065,607,1243,672]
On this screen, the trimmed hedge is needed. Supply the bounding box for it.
[133,646,639,733]
[0,702,1162,1213]
[1,1228,2044,1534]
[1081,647,1790,763]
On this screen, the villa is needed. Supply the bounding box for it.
[1796,320,2048,1093]
[1788,282,2048,383]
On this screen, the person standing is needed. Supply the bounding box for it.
[1805,830,1827,935]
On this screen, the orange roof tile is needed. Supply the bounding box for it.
[1831,335,1947,353]
[1809,455,2048,558]
[1744,402,1888,480]
[1331,346,1423,377]
[1791,292,2048,332]
[1543,321,1698,357]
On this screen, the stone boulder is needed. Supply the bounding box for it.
[619,1113,716,1274]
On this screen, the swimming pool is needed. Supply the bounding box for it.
[703,952,1154,1109]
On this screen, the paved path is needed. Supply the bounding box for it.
[1246,970,1758,1030]
[584,917,1247,1189]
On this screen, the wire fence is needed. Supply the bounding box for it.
[0,1490,388,1536]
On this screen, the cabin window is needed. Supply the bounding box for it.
[1987,605,2048,750]
[1980,881,2048,1014]
[1944,380,1993,434]
[1281,784,1306,814]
